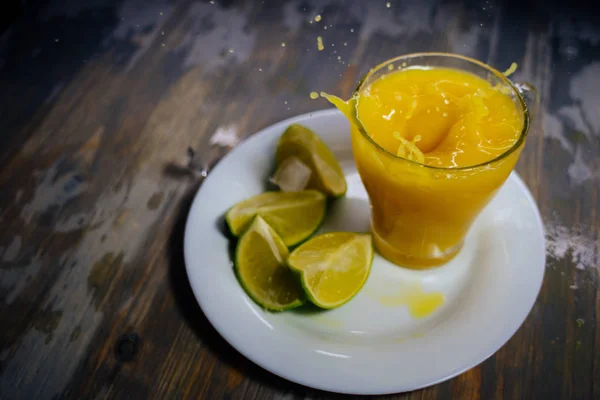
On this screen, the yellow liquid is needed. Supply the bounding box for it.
[378,292,444,319]
[357,68,522,167]
[377,289,444,318]
[364,282,445,319]
[324,67,524,267]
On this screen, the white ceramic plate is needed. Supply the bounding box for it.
[184,109,545,395]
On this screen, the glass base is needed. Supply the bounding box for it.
[372,228,464,269]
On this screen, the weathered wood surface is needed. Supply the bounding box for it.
[0,0,598,399]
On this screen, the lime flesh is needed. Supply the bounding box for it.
[235,216,304,311]
[288,232,373,309]
[225,190,326,247]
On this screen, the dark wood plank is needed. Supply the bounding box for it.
[0,0,598,399]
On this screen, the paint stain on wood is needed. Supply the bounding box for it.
[73,127,104,169]
[69,326,81,343]
[113,209,130,228]
[147,192,164,210]
[1,235,22,263]
[88,252,125,309]
[33,310,63,344]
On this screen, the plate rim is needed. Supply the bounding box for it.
[183,109,546,395]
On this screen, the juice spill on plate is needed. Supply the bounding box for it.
[377,289,444,319]
[323,67,522,168]
[322,65,525,267]
[364,284,445,319]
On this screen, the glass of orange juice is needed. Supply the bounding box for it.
[326,53,536,268]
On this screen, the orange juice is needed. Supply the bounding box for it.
[324,54,531,268]
[356,68,522,167]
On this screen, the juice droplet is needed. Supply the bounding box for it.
[314,14,322,22]
[317,36,324,51]
[320,92,357,123]
[309,92,319,99]
[281,42,286,47]
[503,62,518,77]
[386,2,391,7]
[387,64,395,70]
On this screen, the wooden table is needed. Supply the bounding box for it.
[1,0,598,398]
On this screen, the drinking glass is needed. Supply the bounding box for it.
[349,53,537,268]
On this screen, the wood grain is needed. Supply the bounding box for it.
[0,0,599,399]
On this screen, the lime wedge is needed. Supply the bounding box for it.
[235,216,304,311]
[287,232,373,309]
[276,124,347,196]
[225,190,326,246]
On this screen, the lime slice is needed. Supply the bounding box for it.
[287,232,373,309]
[225,190,326,246]
[276,124,347,196]
[235,216,304,311]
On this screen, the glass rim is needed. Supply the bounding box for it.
[352,52,532,171]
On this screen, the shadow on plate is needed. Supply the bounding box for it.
[215,213,237,261]
[321,196,371,233]
[167,180,352,399]
[288,302,327,315]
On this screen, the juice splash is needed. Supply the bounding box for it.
[322,67,522,168]
[321,62,527,268]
